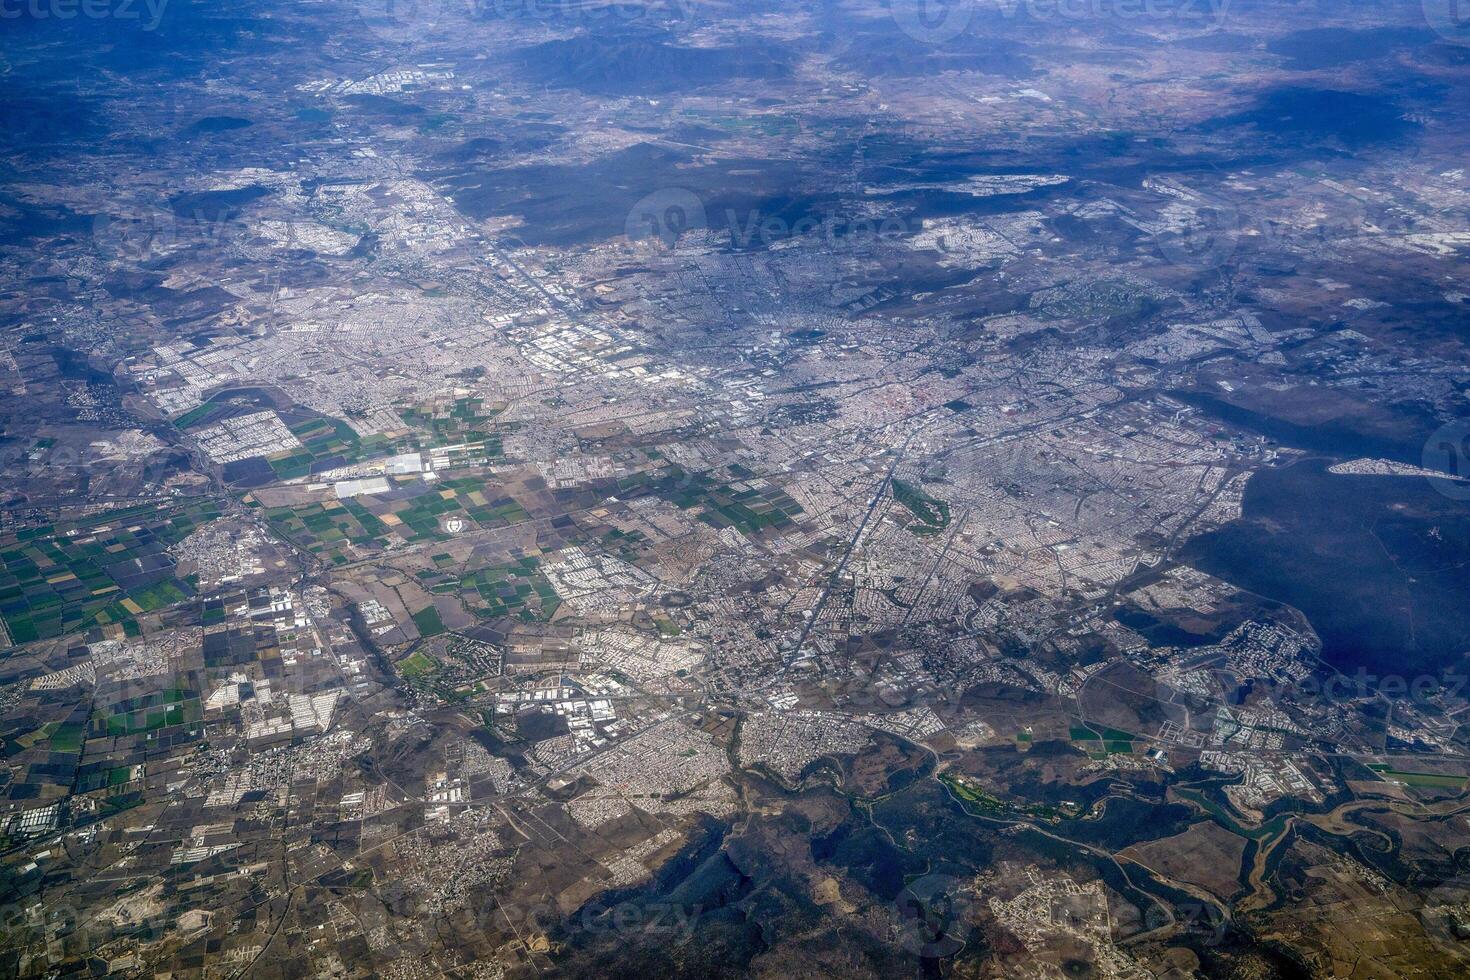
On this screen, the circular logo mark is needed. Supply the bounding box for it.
[93,209,181,264]
[1423,0,1470,46]
[1423,420,1470,500]
[1142,900,1229,946]
[355,0,448,44]
[442,516,467,534]
[625,188,707,249]
[891,0,975,44]
[894,872,974,958]
[1154,197,1240,270]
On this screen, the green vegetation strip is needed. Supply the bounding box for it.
[892,479,951,533]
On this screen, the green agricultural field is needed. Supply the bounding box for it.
[266,416,420,480]
[395,396,505,455]
[95,696,201,738]
[623,465,804,538]
[1070,725,1136,742]
[1368,765,1467,788]
[264,481,533,566]
[458,557,560,622]
[397,650,438,677]
[411,605,447,637]
[171,396,234,429]
[436,477,531,527]
[46,722,86,754]
[0,498,220,644]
